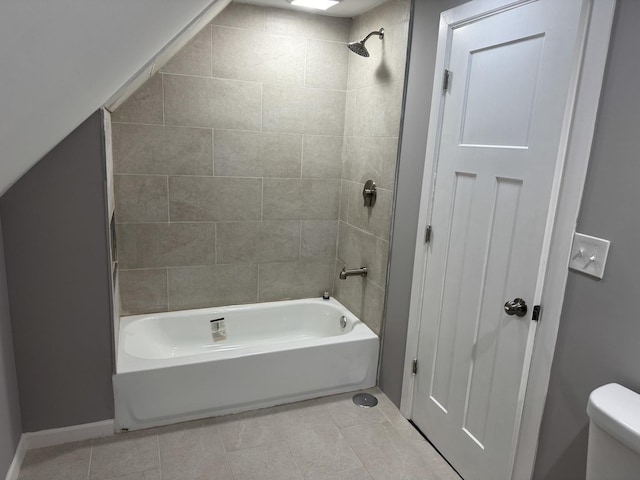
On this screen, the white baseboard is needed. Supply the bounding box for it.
[24,419,114,450]
[4,419,115,480]
[4,435,26,480]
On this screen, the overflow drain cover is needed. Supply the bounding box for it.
[352,393,378,408]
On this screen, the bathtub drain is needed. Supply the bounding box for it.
[352,393,378,408]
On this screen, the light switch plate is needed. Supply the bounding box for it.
[569,232,611,279]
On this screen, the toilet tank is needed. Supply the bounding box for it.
[586,383,640,480]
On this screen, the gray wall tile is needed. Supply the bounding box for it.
[213,27,305,85]
[263,179,340,220]
[339,180,349,222]
[353,81,403,137]
[169,177,261,222]
[119,269,168,315]
[306,40,349,90]
[359,0,410,33]
[362,282,385,336]
[164,75,262,130]
[117,223,216,269]
[302,136,343,179]
[112,124,213,175]
[337,221,377,270]
[160,26,212,77]
[371,238,390,288]
[346,182,392,240]
[343,90,357,138]
[302,220,338,259]
[111,3,403,318]
[214,130,301,178]
[258,260,335,302]
[342,136,398,189]
[217,221,301,264]
[212,3,266,31]
[263,85,345,136]
[114,175,168,223]
[168,265,258,310]
[112,74,163,125]
[265,9,350,43]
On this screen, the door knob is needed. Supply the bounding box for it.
[504,298,528,317]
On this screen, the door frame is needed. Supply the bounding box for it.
[399,0,616,478]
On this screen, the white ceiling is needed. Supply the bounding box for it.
[239,0,386,17]
[0,0,223,197]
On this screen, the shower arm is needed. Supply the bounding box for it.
[360,29,384,43]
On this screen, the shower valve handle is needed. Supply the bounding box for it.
[363,180,377,207]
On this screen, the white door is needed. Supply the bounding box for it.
[411,1,589,479]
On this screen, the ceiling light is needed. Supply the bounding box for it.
[288,0,340,11]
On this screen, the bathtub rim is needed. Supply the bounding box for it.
[116,297,378,374]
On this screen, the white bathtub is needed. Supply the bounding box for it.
[113,297,379,431]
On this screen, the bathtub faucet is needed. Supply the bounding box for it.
[339,267,367,280]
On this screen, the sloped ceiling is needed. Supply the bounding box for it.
[0,0,222,196]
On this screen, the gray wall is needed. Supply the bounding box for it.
[113,3,349,317]
[0,221,21,479]
[380,0,466,405]
[0,111,114,432]
[533,1,640,478]
[334,0,410,336]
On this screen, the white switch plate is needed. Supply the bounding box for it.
[569,232,611,279]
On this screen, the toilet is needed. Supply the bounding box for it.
[586,383,640,479]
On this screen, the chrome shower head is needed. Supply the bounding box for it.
[347,28,384,57]
[348,41,370,57]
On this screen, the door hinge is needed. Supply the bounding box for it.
[412,359,418,375]
[532,305,541,322]
[425,225,432,243]
[443,69,451,92]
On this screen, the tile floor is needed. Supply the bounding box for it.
[17,388,461,480]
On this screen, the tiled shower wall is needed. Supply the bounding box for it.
[113,3,350,315]
[112,0,409,335]
[334,0,410,335]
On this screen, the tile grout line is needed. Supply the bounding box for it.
[256,263,260,303]
[214,222,218,265]
[166,268,170,312]
[283,440,305,479]
[86,444,93,480]
[212,21,351,45]
[159,70,351,93]
[211,128,215,176]
[161,73,165,126]
[156,432,162,478]
[210,24,214,79]
[299,136,304,180]
[298,221,302,261]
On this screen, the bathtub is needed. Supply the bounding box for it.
[113,297,379,431]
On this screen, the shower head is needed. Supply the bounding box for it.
[347,28,384,57]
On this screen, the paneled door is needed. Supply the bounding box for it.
[411,1,590,478]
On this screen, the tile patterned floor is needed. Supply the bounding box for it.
[18,388,462,480]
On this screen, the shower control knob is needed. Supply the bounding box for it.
[504,298,528,317]
[363,179,377,207]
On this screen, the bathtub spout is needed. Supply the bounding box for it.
[339,267,367,280]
